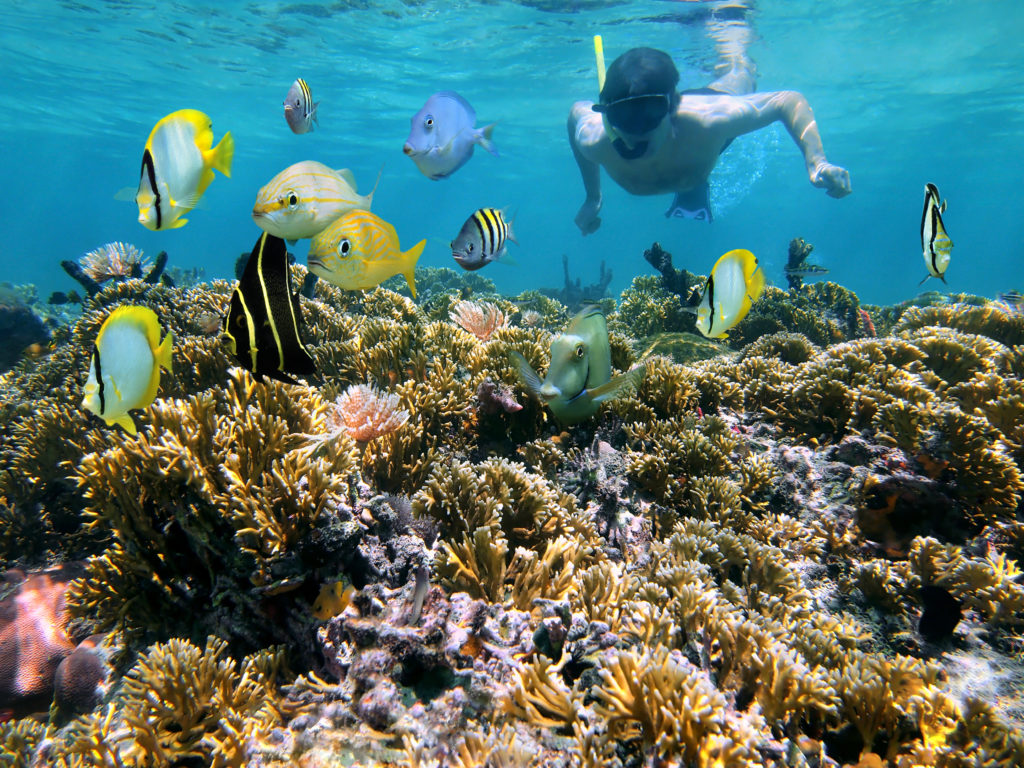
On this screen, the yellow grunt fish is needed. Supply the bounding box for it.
[308,209,425,298]
[252,160,378,242]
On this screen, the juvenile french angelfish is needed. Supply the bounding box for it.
[81,305,173,435]
[252,160,378,242]
[511,306,644,425]
[694,248,766,339]
[283,78,319,134]
[451,207,516,271]
[223,231,316,385]
[308,209,426,298]
[920,182,953,285]
[135,109,234,231]
[403,91,498,180]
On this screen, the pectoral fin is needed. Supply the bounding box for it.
[510,351,543,398]
[587,365,645,405]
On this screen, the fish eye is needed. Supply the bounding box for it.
[337,238,352,257]
[467,243,474,252]
[575,344,585,358]
[287,191,298,207]
[424,115,434,128]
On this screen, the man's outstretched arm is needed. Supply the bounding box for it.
[719,90,851,198]
[568,102,604,234]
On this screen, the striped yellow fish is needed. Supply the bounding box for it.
[450,207,516,271]
[920,182,952,285]
[308,209,425,298]
[251,160,377,241]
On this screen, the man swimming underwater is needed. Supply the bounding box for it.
[568,20,850,231]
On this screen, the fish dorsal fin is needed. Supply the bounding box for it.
[567,305,604,335]
[436,90,476,122]
[336,168,357,188]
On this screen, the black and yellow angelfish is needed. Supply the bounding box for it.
[920,182,952,285]
[223,232,315,384]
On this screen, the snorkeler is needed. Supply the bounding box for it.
[568,9,850,230]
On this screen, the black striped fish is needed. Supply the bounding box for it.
[283,78,319,135]
[222,232,315,385]
[450,207,516,271]
[920,182,953,285]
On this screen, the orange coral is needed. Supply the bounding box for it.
[450,300,507,341]
[329,384,410,444]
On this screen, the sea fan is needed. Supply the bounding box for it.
[79,242,149,283]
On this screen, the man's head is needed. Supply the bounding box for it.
[593,47,679,158]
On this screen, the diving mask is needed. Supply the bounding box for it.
[592,93,672,135]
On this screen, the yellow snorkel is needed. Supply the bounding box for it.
[594,34,606,94]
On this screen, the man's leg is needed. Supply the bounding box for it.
[705,1,756,95]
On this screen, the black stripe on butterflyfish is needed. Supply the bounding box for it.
[92,343,106,415]
[141,148,162,230]
[224,232,315,384]
[706,276,716,335]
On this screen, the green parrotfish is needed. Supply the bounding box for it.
[511,306,643,425]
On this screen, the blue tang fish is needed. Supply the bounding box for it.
[403,91,497,180]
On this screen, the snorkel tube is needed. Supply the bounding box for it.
[593,35,647,159]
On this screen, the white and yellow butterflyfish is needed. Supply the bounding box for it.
[695,248,766,339]
[134,109,234,231]
[251,160,380,242]
[81,305,173,435]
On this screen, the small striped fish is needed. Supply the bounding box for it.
[450,207,516,271]
[252,160,377,241]
[283,78,319,134]
[920,182,952,285]
[308,209,426,298]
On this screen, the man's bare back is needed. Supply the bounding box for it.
[569,46,851,234]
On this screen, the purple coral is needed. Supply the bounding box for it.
[477,378,523,415]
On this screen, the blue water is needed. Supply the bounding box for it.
[3,0,1022,307]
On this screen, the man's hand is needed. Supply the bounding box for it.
[812,162,851,198]
[575,198,602,235]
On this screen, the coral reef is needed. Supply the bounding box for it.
[538,254,612,310]
[2,252,1023,767]
[642,240,700,300]
[449,300,508,341]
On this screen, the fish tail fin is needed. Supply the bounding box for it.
[403,239,426,299]
[111,414,138,436]
[312,102,320,126]
[168,217,188,229]
[509,351,543,398]
[210,131,235,177]
[477,123,499,157]
[502,206,518,244]
[157,330,174,374]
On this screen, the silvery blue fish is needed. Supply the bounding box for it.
[284,78,319,134]
[403,91,497,180]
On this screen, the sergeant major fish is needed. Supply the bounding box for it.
[920,182,953,285]
[403,91,497,180]
[223,231,316,385]
[308,209,425,298]
[81,305,173,435]
[451,207,516,271]
[284,78,319,134]
[693,248,765,339]
[252,160,378,242]
[511,306,643,425]
[135,109,234,231]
